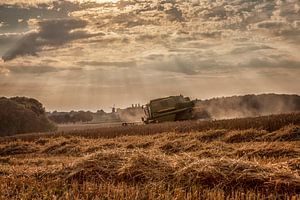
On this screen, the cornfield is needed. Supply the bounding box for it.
[0,113,299,199]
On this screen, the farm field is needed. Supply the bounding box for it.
[57,122,127,132]
[0,113,300,199]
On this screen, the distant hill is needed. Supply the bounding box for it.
[0,97,56,136]
[195,94,300,119]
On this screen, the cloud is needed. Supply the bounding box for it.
[142,50,300,76]
[231,44,274,54]
[8,65,63,74]
[165,6,184,22]
[279,29,300,43]
[2,32,39,61]
[240,57,300,69]
[145,54,222,75]
[1,60,83,75]
[0,33,22,45]
[256,21,289,29]
[254,20,300,44]
[77,60,137,68]
[0,65,9,76]
[0,2,71,33]
[0,0,299,109]
[2,18,97,61]
[0,33,23,57]
[145,54,165,60]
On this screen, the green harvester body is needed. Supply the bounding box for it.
[142,95,195,124]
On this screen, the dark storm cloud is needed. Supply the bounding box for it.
[2,18,96,61]
[0,2,73,33]
[36,18,88,45]
[0,0,104,38]
[2,32,39,61]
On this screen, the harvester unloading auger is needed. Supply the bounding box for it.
[142,95,209,124]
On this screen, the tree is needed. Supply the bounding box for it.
[0,97,56,136]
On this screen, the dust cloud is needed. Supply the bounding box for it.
[194,94,300,120]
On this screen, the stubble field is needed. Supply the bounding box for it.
[0,113,300,199]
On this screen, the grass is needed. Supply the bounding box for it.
[0,113,300,199]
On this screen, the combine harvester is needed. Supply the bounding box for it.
[121,95,209,126]
[142,95,208,124]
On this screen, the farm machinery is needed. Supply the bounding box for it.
[142,95,204,124]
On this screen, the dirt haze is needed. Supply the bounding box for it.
[194,94,300,119]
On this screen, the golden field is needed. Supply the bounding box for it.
[0,113,299,199]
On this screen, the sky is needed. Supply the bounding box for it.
[0,0,299,111]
